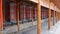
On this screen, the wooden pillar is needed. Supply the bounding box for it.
[0,0,3,34]
[53,11,55,25]
[54,0,57,23]
[54,11,56,23]
[48,0,51,30]
[57,12,59,21]
[35,8,36,19]
[53,6,55,25]
[37,0,41,34]
[56,11,57,22]
[17,4,20,32]
[30,7,32,19]
[55,11,57,23]
[30,7,33,26]
[55,8,58,23]
[24,5,26,20]
[56,12,58,22]
[0,0,3,30]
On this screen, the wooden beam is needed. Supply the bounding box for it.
[37,0,41,34]
[48,0,51,30]
[17,4,20,32]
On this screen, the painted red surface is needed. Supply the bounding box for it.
[41,8,48,19]
[10,3,17,22]
[0,0,3,30]
[20,5,24,20]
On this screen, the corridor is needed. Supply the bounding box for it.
[0,0,60,34]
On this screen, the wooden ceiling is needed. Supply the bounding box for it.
[4,0,60,9]
[11,0,60,9]
[51,0,60,9]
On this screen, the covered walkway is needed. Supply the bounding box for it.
[0,0,60,34]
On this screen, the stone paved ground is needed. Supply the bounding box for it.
[6,21,53,34]
[0,31,2,34]
[2,18,54,34]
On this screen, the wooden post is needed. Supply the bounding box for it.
[56,12,57,22]
[53,11,55,25]
[54,11,56,23]
[24,5,26,20]
[0,0,3,30]
[53,6,55,25]
[55,11,57,23]
[37,0,41,34]
[54,0,57,23]
[35,8,36,19]
[56,12,58,22]
[30,7,31,21]
[30,7,33,26]
[0,0,3,34]
[48,0,51,30]
[17,4,20,32]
